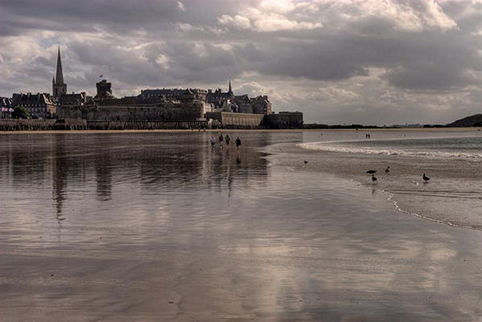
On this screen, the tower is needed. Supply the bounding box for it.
[228,80,233,95]
[52,47,67,99]
[95,79,112,100]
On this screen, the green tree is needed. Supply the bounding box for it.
[12,106,30,119]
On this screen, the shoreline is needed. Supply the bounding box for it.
[0,126,481,135]
[267,137,482,231]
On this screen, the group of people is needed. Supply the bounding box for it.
[210,133,242,149]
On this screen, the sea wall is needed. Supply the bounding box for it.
[58,103,206,122]
[205,112,265,129]
[265,112,303,129]
[0,119,87,131]
[0,119,207,131]
[0,112,302,131]
[86,120,208,130]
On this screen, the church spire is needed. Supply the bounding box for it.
[228,80,233,95]
[52,46,67,98]
[55,46,64,85]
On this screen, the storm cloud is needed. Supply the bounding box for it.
[1,0,482,124]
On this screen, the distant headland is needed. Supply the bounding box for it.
[304,113,482,130]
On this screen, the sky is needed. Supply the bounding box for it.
[1,0,482,125]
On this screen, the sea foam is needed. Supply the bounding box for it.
[298,141,482,161]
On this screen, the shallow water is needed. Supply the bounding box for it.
[302,134,482,160]
[298,129,482,230]
[0,131,481,321]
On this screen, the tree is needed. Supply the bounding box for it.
[12,106,30,119]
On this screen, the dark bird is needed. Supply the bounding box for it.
[423,173,430,183]
[371,174,377,183]
[304,160,308,164]
[366,170,377,174]
[385,166,390,173]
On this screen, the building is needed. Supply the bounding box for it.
[140,88,188,101]
[206,81,234,109]
[250,95,272,115]
[265,111,303,129]
[59,80,212,122]
[59,92,89,107]
[0,97,13,119]
[52,47,67,99]
[2,44,303,128]
[49,48,298,127]
[95,80,113,100]
[11,93,56,119]
[205,81,272,115]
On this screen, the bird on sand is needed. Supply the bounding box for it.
[385,166,390,173]
[371,174,378,183]
[304,160,308,164]
[423,173,430,183]
[366,170,377,174]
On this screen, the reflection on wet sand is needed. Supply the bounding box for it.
[0,133,271,219]
[52,135,67,224]
[0,132,481,321]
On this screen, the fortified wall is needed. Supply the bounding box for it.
[205,112,265,129]
[57,80,210,122]
[58,95,208,122]
[0,119,87,131]
[265,112,304,129]
[205,111,304,129]
[0,119,207,131]
[77,103,205,122]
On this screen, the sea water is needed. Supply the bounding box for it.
[302,135,482,160]
[298,129,482,229]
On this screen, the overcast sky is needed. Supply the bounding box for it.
[1,0,482,124]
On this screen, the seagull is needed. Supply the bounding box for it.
[366,170,377,174]
[385,166,390,173]
[304,160,308,164]
[423,173,430,183]
[371,174,378,183]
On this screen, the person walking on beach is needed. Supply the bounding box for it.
[225,134,231,145]
[235,137,241,150]
[210,136,216,148]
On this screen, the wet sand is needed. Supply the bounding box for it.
[278,138,482,230]
[0,132,481,321]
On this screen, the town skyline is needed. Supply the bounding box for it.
[1,0,482,125]
[3,45,265,111]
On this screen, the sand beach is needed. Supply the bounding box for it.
[0,130,481,321]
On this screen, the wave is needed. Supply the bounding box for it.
[298,141,482,161]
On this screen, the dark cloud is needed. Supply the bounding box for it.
[0,0,180,33]
[0,0,247,36]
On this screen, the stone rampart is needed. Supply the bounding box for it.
[0,119,207,131]
[205,112,265,129]
[0,119,88,131]
[58,103,206,122]
[265,112,303,129]
[86,120,208,130]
